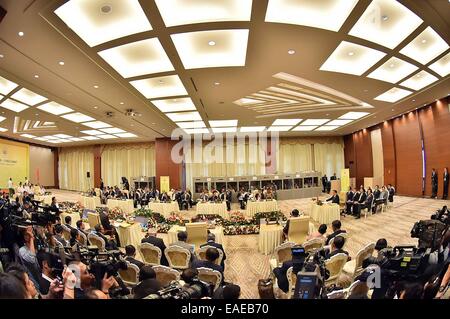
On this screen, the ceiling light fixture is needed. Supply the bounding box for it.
[288,49,295,55]
[0,54,4,58]
[18,31,24,37]
[348,51,354,56]
[208,41,216,46]
[93,85,99,89]
[34,75,39,78]
[214,82,220,86]
[59,61,65,65]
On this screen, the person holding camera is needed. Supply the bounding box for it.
[132,265,162,299]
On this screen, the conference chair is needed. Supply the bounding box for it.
[87,211,101,229]
[164,246,191,270]
[186,222,208,249]
[339,192,347,214]
[118,262,140,287]
[197,267,222,292]
[324,253,348,286]
[61,224,71,241]
[285,267,297,299]
[88,233,106,251]
[302,238,325,253]
[346,280,369,299]
[328,233,349,250]
[287,216,310,244]
[77,230,87,246]
[197,245,223,266]
[139,243,162,266]
[342,243,375,280]
[361,198,374,219]
[153,265,180,287]
[269,242,296,270]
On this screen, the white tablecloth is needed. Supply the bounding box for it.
[60,212,81,227]
[309,202,340,225]
[258,224,283,255]
[149,202,180,218]
[167,225,224,246]
[34,195,53,205]
[245,200,279,218]
[107,199,134,215]
[196,202,228,218]
[80,196,101,210]
[115,222,145,248]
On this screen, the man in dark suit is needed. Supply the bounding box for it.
[321,175,328,193]
[141,230,169,266]
[354,189,373,219]
[125,245,144,270]
[325,236,350,261]
[49,197,60,216]
[93,224,118,250]
[226,188,232,211]
[36,251,55,295]
[200,233,226,269]
[387,184,395,203]
[191,247,224,284]
[64,216,76,231]
[443,167,449,200]
[345,187,355,215]
[352,187,367,217]
[273,245,307,293]
[325,220,347,245]
[373,185,381,200]
[326,190,340,204]
[132,266,161,299]
[54,224,68,247]
[431,168,438,199]
[100,210,121,247]
[283,209,300,238]
[330,173,337,181]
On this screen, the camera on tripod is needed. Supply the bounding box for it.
[146,278,212,299]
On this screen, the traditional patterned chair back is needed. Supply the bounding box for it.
[118,262,140,286]
[153,265,180,287]
[197,267,222,291]
[303,238,324,253]
[88,233,105,251]
[197,245,223,266]
[287,216,310,244]
[273,242,296,265]
[186,222,208,249]
[165,245,191,269]
[139,243,162,266]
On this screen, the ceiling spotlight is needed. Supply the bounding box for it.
[382,15,389,21]
[100,5,112,14]
[392,109,395,111]
[93,85,99,89]
[18,31,24,37]
[208,41,216,46]
[94,106,98,109]
[363,89,368,92]
[214,82,220,86]
[35,113,39,116]
[120,102,124,105]
[59,61,65,66]
[0,54,4,58]
[412,99,416,102]
[34,75,39,78]
[288,49,295,55]
[389,63,395,68]
[421,39,427,44]
[348,51,355,56]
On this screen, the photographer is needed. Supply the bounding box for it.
[273,245,307,293]
[132,265,161,299]
[93,224,118,250]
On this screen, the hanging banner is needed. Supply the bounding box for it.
[160,176,170,193]
[341,168,350,192]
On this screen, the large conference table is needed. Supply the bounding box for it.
[245,200,279,218]
[196,202,228,218]
[167,225,224,246]
[308,202,341,225]
[107,199,135,215]
[149,202,180,218]
[80,196,101,210]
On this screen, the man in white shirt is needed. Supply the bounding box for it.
[7,177,14,196]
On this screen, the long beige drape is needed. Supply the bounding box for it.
[101,143,155,187]
[58,147,94,191]
[313,142,345,177]
[277,143,313,173]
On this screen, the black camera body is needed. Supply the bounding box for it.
[147,279,212,299]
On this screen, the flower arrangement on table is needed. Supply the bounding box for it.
[251,211,286,224]
[59,201,84,218]
[108,207,126,222]
[166,212,186,226]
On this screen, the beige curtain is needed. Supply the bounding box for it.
[313,142,345,178]
[58,147,94,191]
[101,143,155,187]
[277,143,313,173]
[185,140,267,189]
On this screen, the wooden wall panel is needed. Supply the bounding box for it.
[93,145,102,188]
[155,138,182,190]
[380,121,396,187]
[353,130,373,188]
[53,148,59,189]
[344,135,356,179]
[392,112,423,196]
[419,98,450,197]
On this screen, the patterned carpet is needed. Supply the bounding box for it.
[50,190,450,298]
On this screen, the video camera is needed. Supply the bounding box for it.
[380,246,429,280]
[146,279,212,299]
[430,206,449,225]
[411,206,449,251]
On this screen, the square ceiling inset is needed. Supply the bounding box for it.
[166,111,202,122]
[326,119,353,126]
[239,126,266,132]
[177,121,206,129]
[82,121,112,129]
[339,112,370,120]
[184,128,210,135]
[301,119,330,126]
[171,29,249,69]
[265,0,358,32]
[374,87,413,103]
[21,134,36,138]
[272,119,302,126]
[349,0,423,49]
[292,126,318,131]
[53,134,72,139]
[268,126,292,132]
[155,0,253,27]
[0,76,18,95]
[55,0,152,47]
[61,112,95,123]
[115,132,138,138]
[209,120,238,127]
[69,137,85,142]
[80,136,100,140]
[0,116,5,123]
[212,127,237,133]
[399,27,449,65]
[315,126,339,131]
[152,98,196,113]
[100,127,125,134]
[0,99,29,113]
[399,70,439,91]
[37,101,73,115]
[367,57,419,84]
[10,88,47,106]
[98,134,118,139]
[98,38,174,78]
[429,52,450,77]
[81,130,103,135]
[130,75,188,99]
[320,41,386,76]
[0,127,7,132]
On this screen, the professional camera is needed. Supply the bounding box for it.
[411,219,448,251]
[430,206,449,224]
[380,246,429,280]
[146,279,212,299]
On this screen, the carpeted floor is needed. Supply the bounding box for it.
[49,189,450,298]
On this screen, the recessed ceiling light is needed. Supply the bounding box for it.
[61,112,95,123]
[98,38,174,78]
[34,75,39,79]
[130,75,187,99]
[301,119,330,126]
[18,31,24,37]
[0,54,4,58]
[382,15,389,21]
[214,82,220,86]
[272,119,302,126]
[154,0,252,27]
[339,112,370,120]
[184,128,210,135]
[315,126,339,131]
[374,87,413,103]
[82,121,112,129]
[399,27,449,64]
[37,101,73,115]
[291,126,318,131]
[171,29,249,69]
[115,132,137,138]
[348,51,354,56]
[93,106,98,109]
[35,113,39,116]
[55,0,152,47]
[152,98,196,113]
[177,121,206,129]
[10,88,47,106]
[209,120,238,127]
[288,49,295,55]
[320,41,386,76]
[59,61,65,66]
[0,99,29,113]
[239,126,266,132]
[421,39,427,44]
[100,127,125,134]
[120,102,124,105]
[412,99,416,102]
[93,85,99,89]
[265,0,358,32]
[166,111,202,122]
[268,126,292,132]
[208,41,216,46]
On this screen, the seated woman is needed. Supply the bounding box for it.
[307,224,327,241]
